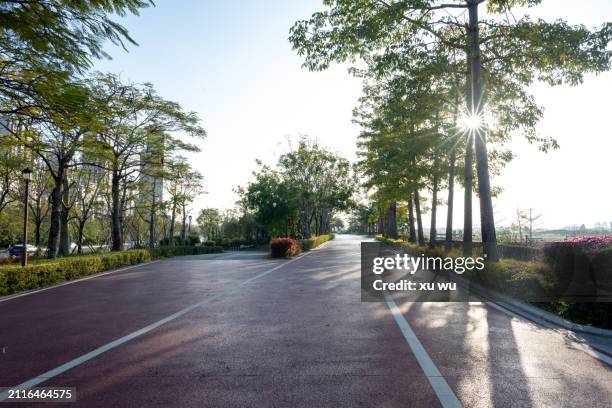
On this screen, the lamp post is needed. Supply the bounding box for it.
[21,168,32,266]
[188,215,192,235]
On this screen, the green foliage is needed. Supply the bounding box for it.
[375,234,405,246]
[302,233,335,251]
[290,0,610,85]
[186,235,200,246]
[148,246,224,258]
[0,0,153,121]
[592,248,612,291]
[0,0,153,71]
[197,208,222,239]
[239,137,356,239]
[539,302,612,330]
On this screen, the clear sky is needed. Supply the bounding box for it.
[92,0,612,230]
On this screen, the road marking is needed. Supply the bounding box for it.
[0,261,161,304]
[384,293,463,408]
[0,251,315,401]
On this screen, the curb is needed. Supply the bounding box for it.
[451,274,612,338]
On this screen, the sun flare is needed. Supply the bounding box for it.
[458,113,484,132]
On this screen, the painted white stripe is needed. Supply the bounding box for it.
[0,261,160,303]
[384,293,463,408]
[0,251,313,401]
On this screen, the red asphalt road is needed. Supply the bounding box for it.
[0,235,611,407]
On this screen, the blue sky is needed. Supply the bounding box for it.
[93,0,612,229]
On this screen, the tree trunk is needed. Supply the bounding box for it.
[169,201,176,247]
[463,135,474,256]
[468,1,498,261]
[429,169,439,247]
[300,203,311,238]
[388,201,398,239]
[446,151,456,251]
[77,222,85,254]
[407,197,416,243]
[181,202,187,244]
[34,220,42,249]
[378,206,386,237]
[59,177,70,256]
[110,168,123,251]
[148,177,157,248]
[414,191,424,246]
[46,174,63,258]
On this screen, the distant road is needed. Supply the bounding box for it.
[0,235,610,407]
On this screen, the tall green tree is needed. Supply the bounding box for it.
[86,74,205,251]
[197,208,222,240]
[290,0,610,260]
[240,138,356,239]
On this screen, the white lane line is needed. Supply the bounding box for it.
[0,251,313,401]
[0,261,160,303]
[384,294,463,408]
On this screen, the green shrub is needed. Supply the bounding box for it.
[148,245,223,258]
[186,234,200,246]
[192,246,224,255]
[542,241,591,288]
[547,302,612,329]
[375,235,405,245]
[219,237,232,248]
[302,234,335,251]
[592,247,612,291]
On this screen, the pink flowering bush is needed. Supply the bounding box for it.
[541,236,612,259]
[560,236,612,251]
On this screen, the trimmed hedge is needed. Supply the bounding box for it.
[211,237,257,250]
[148,245,224,258]
[0,249,151,296]
[270,238,302,258]
[302,233,335,251]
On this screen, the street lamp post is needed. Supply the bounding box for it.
[21,168,32,267]
[188,215,192,235]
